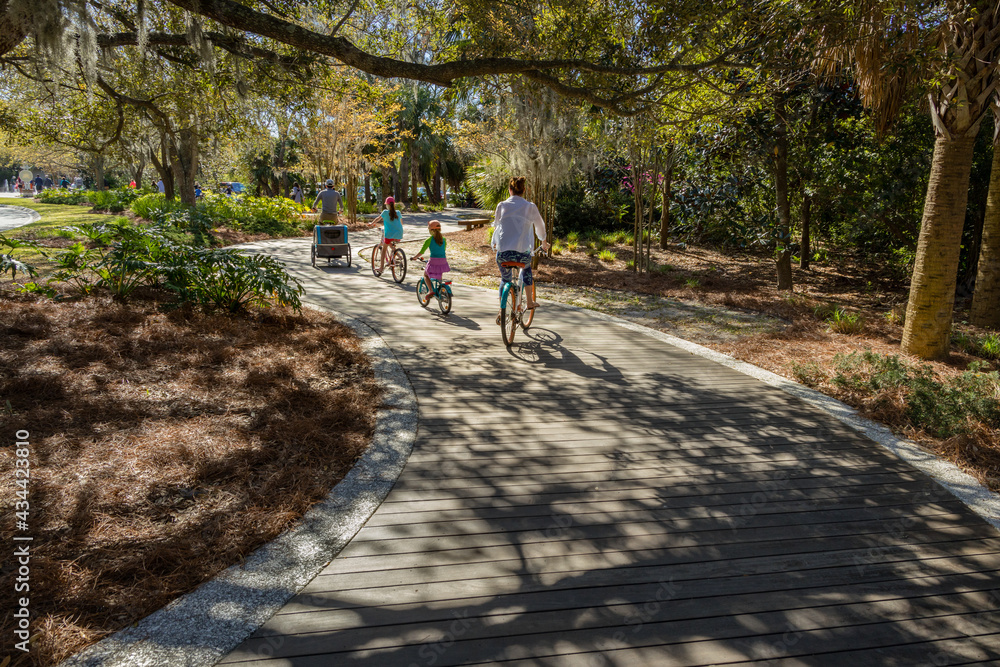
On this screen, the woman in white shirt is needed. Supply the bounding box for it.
[490,177,550,319]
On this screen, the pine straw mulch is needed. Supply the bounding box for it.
[0,287,381,666]
[447,226,1000,492]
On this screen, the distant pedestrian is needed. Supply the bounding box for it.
[44,175,53,189]
[129,179,136,188]
[291,182,303,205]
[60,176,69,189]
[311,179,344,222]
[157,179,165,194]
[34,174,44,193]
[194,183,202,198]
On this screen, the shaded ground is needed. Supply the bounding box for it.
[446,226,1000,491]
[0,287,381,666]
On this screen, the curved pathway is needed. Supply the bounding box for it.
[222,232,1000,666]
[0,202,41,231]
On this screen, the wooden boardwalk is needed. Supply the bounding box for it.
[221,237,1000,666]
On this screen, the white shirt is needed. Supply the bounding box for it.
[491,196,546,254]
[157,180,165,193]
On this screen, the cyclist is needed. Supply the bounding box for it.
[491,177,550,322]
[414,220,450,298]
[312,179,344,222]
[370,196,403,269]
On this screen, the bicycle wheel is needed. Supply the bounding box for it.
[310,245,316,267]
[501,284,518,346]
[438,285,452,315]
[371,244,383,277]
[416,280,431,308]
[521,284,535,330]
[391,248,407,283]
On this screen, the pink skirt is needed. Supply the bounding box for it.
[425,258,451,280]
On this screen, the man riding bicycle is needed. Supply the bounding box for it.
[491,177,550,323]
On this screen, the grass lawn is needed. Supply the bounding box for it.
[2,200,122,274]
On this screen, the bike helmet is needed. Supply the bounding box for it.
[428,220,441,230]
[325,179,334,187]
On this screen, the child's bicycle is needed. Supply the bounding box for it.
[414,258,453,314]
[370,234,407,283]
[498,246,545,346]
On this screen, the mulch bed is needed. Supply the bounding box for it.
[0,287,380,666]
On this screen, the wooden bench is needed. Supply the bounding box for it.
[456,218,491,230]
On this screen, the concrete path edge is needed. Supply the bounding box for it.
[58,304,418,667]
[525,292,1000,531]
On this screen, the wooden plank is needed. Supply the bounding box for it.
[218,242,1000,667]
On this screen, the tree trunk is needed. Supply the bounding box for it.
[800,192,812,271]
[902,135,977,358]
[364,172,371,203]
[346,173,358,223]
[410,141,420,211]
[971,122,1000,329]
[421,173,438,204]
[169,128,199,206]
[94,154,105,191]
[0,1,27,57]
[773,92,793,291]
[396,156,407,202]
[659,144,673,250]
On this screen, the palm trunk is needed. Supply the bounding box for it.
[773,92,793,290]
[902,135,978,358]
[801,193,812,271]
[971,122,1000,329]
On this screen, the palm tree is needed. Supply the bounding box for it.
[821,1,1000,358]
[970,108,1000,328]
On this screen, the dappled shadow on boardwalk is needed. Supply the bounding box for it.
[218,238,1000,666]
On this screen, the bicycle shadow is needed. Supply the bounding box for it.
[506,327,627,385]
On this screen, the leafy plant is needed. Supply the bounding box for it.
[162,248,304,312]
[979,334,1000,360]
[17,281,57,297]
[49,242,97,294]
[38,189,89,205]
[0,234,40,283]
[831,352,1000,438]
[598,249,616,262]
[827,307,865,334]
[685,277,700,288]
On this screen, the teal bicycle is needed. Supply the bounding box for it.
[415,259,453,314]
[498,246,545,346]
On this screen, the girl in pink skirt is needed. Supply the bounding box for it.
[414,220,450,297]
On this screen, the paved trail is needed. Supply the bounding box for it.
[221,231,1000,666]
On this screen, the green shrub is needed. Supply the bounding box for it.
[791,361,826,387]
[827,307,865,334]
[598,249,616,262]
[0,234,40,283]
[131,193,173,220]
[980,334,1000,360]
[685,277,700,288]
[49,242,97,294]
[831,351,1000,437]
[38,189,89,205]
[162,248,303,312]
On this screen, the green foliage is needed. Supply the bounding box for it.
[198,193,303,236]
[162,248,304,312]
[826,307,865,334]
[131,193,175,220]
[831,352,1000,437]
[952,331,1000,360]
[791,361,825,386]
[88,187,144,213]
[37,189,89,205]
[684,277,700,288]
[0,234,40,283]
[50,221,302,311]
[17,281,56,297]
[598,249,616,262]
[49,242,97,294]
[465,156,509,210]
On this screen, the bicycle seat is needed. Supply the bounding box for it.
[500,262,526,268]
